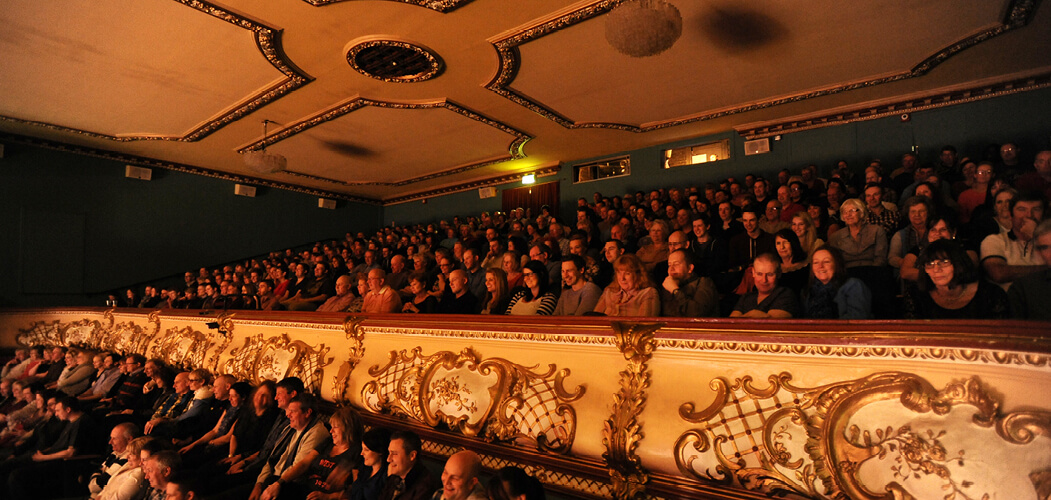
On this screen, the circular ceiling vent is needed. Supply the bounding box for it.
[347,40,443,83]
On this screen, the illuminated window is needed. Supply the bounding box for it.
[574,155,630,183]
[664,139,730,169]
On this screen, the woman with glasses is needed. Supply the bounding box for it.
[505,261,557,315]
[592,254,660,317]
[905,239,1009,319]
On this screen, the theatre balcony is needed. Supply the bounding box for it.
[1,308,1048,499]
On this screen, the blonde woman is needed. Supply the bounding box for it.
[790,212,824,259]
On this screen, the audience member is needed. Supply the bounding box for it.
[506,261,558,315]
[803,246,872,319]
[659,250,718,317]
[434,450,485,500]
[363,269,402,313]
[730,254,799,318]
[981,190,1047,290]
[553,256,602,316]
[347,428,390,500]
[379,431,439,500]
[593,254,660,317]
[1008,219,1051,320]
[908,239,1010,319]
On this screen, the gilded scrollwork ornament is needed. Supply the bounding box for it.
[361,346,583,454]
[204,312,236,372]
[676,371,1051,500]
[602,321,662,500]
[331,316,366,404]
[152,325,214,371]
[223,333,333,393]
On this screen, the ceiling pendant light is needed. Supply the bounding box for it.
[605,0,683,58]
[243,120,287,174]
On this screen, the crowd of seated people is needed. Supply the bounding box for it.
[0,353,549,500]
[115,144,1051,321]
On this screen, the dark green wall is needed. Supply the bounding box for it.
[0,143,381,307]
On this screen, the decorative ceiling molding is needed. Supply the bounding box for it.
[384,164,561,205]
[735,70,1051,140]
[0,132,377,204]
[485,0,1040,133]
[346,39,444,83]
[299,0,475,13]
[238,97,532,185]
[0,0,313,143]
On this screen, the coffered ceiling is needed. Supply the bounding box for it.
[2,0,1049,204]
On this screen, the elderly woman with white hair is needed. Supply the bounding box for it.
[828,198,889,269]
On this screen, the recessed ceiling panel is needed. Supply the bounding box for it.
[508,0,1004,127]
[262,104,524,184]
[0,0,286,138]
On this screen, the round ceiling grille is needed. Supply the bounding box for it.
[347,40,443,83]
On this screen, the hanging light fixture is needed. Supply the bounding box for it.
[243,120,287,174]
[605,0,682,58]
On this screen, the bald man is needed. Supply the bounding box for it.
[434,450,486,500]
[438,269,478,314]
[317,275,356,312]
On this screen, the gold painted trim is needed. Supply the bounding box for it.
[656,338,1051,370]
[238,97,531,187]
[300,0,475,13]
[485,0,1040,132]
[736,71,1051,139]
[0,133,377,204]
[0,0,313,143]
[602,321,663,499]
[346,40,444,83]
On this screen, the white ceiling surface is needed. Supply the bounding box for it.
[1,0,1049,202]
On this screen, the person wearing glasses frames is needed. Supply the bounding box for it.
[906,239,1008,319]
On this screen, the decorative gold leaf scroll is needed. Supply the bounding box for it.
[331,316,366,404]
[361,346,583,454]
[602,321,662,500]
[675,372,1051,500]
[223,333,333,393]
[205,312,236,372]
[151,325,215,371]
[16,310,161,355]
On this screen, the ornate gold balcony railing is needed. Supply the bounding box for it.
[1,308,1048,500]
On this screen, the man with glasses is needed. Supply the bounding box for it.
[144,372,193,436]
[363,269,402,313]
[759,200,788,234]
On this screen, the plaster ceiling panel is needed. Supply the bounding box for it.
[259,104,525,185]
[508,0,1004,127]
[0,0,285,138]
